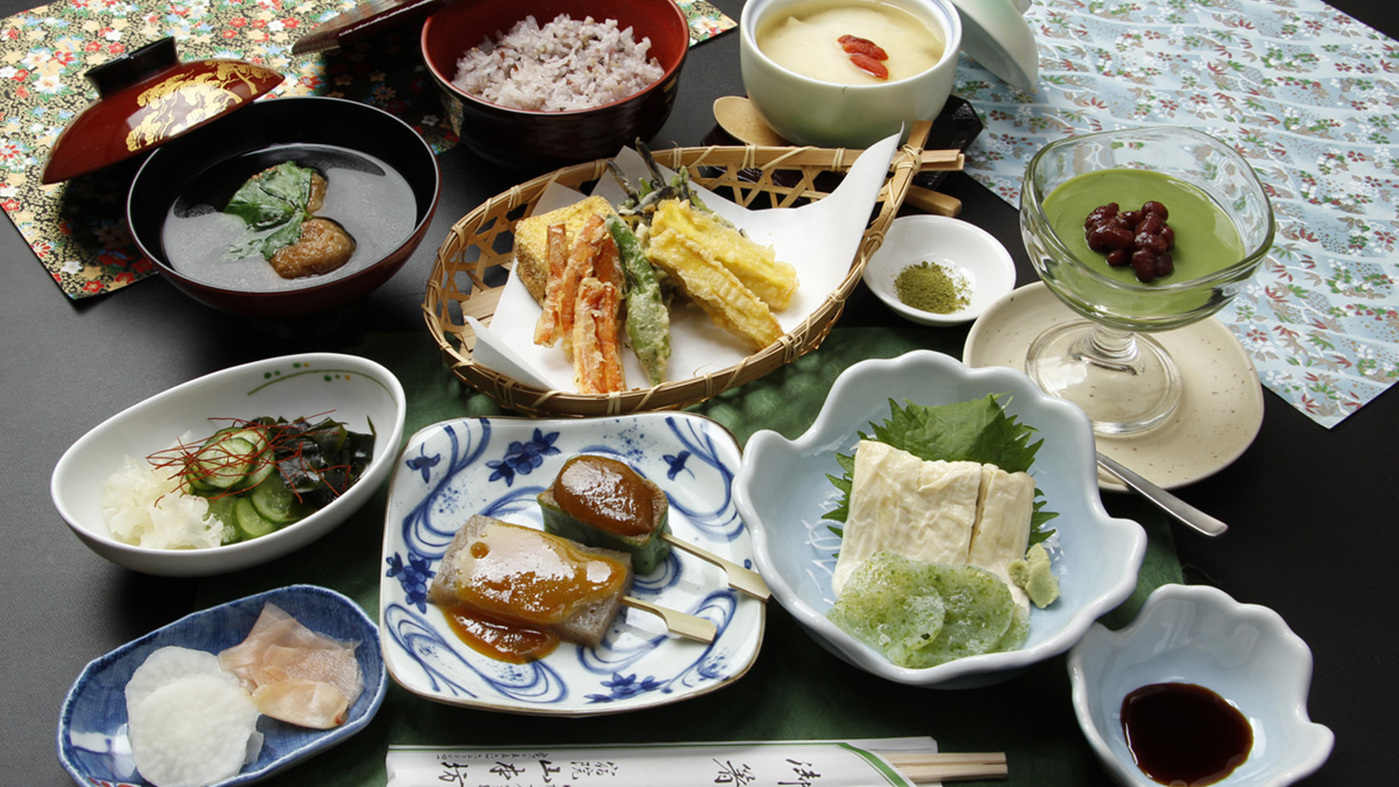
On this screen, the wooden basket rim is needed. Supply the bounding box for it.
[422,125,945,417]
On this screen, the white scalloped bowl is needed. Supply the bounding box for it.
[734,350,1147,688]
[51,353,406,577]
[1068,583,1334,787]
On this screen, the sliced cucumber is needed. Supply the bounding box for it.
[234,496,279,540]
[193,436,257,489]
[226,426,274,490]
[205,496,239,544]
[184,473,220,496]
[250,474,304,524]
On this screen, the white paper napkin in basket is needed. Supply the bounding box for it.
[470,133,903,393]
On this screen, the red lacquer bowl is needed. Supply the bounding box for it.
[421,0,689,172]
[42,37,283,184]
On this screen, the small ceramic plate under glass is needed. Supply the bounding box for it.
[863,215,1017,326]
[964,283,1264,490]
[379,412,766,715]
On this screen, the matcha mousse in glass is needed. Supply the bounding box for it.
[1019,127,1274,435]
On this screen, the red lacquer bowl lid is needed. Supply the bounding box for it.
[42,37,283,184]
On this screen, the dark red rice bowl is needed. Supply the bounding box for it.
[422,0,689,171]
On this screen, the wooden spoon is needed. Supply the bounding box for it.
[711,96,963,217]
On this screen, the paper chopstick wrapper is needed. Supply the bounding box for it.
[387,737,970,787]
[471,133,903,393]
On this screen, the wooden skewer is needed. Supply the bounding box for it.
[877,751,1009,783]
[662,533,772,600]
[622,596,717,643]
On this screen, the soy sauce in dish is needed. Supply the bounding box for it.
[161,143,416,292]
[1121,682,1252,786]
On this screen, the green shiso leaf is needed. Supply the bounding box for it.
[822,395,1058,543]
[223,161,316,261]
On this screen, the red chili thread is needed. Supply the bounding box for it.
[145,412,352,502]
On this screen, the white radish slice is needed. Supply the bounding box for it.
[125,646,235,709]
[126,672,260,787]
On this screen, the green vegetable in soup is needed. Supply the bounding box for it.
[223,161,319,261]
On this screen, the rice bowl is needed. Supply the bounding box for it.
[453,14,665,111]
[420,0,690,171]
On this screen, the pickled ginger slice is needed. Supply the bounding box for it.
[126,671,260,787]
[218,602,363,723]
[251,678,350,730]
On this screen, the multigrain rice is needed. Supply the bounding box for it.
[452,14,665,111]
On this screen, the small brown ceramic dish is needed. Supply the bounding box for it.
[126,96,441,319]
[42,37,283,184]
[420,0,689,172]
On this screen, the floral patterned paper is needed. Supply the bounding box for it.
[953,0,1398,428]
[0,0,731,300]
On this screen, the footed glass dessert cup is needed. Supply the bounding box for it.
[1019,127,1274,435]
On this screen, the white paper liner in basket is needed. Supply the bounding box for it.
[469,133,903,393]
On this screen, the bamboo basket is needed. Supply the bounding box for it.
[422,122,958,417]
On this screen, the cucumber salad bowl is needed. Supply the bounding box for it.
[50,353,406,577]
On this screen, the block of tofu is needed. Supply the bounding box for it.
[831,441,983,594]
[968,465,1036,610]
[513,195,615,304]
[429,515,633,650]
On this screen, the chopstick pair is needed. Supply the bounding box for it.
[878,750,1009,783]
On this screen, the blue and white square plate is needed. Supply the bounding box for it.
[379,412,766,715]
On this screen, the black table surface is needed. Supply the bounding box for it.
[4,1,1396,784]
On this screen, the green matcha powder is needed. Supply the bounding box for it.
[894,260,969,314]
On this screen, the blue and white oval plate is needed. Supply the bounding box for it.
[379,412,766,715]
[58,584,385,787]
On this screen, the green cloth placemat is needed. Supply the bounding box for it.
[200,327,1182,786]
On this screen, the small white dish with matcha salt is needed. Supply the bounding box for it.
[862,215,1017,326]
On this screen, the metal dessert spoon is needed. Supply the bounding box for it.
[1096,453,1228,538]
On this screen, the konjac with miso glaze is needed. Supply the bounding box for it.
[756,0,946,84]
[428,516,633,663]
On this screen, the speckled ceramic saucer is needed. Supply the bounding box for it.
[964,283,1264,490]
